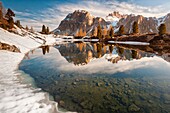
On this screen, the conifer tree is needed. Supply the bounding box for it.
[83,30,86,36]
[25,25,29,30]
[118,25,124,35]
[42,25,46,34]
[83,27,86,36]
[5,8,15,19]
[158,23,166,35]
[109,45,113,54]
[15,20,21,28]
[30,26,34,33]
[46,27,49,34]
[102,26,107,36]
[5,8,15,29]
[93,27,97,37]
[132,50,138,59]
[132,21,139,34]
[109,26,114,38]
[117,47,124,56]
[79,28,83,36]
[76,28,86,37]
[1,24,7,30]
[97,24,102,39]
[0,9,3,20]
[8,17,14,29]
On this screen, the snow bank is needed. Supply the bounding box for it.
[0,51,58,113]
[108,41,150,45]
[0,28,75,113]
[0,28,43,53]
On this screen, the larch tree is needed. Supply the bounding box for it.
[109,26,114,38]
[5,8,15,19]
[76,28,85,37]
[25,25,29,30]
[131,50,138,59]
[83,30,86,36]
[5,8,15,29]
[0,9,3,20]
[132,21,139,34]
[158,23,166,35]
[0,9,6,29]
[83,27,86,36]
[46,27,50,34]
[93,27,97,37]
[42,25,46,34]
[102,26,107,37]
[118,25,124,35]
[117,47,124,56]
[8,17,14,29]
[97,24,102,39]
[15,20,21,28]
[30,26,34,33]
[79,28,83,36]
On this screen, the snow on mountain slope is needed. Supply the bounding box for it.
[0,28,43,53]
[105,12,127,27]
[0,28,74,113]
[105,15,120,26]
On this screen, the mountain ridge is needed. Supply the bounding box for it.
[54,10,109,36]
[53,10,170,35]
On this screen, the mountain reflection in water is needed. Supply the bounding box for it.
[20,42,170,113]
[40,42,160,65]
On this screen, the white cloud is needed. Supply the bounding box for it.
[14,10,33,17]
[15,1,170,31]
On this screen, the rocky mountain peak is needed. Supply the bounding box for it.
[117,14,158,34]
[116,13,170,34]
[55,10,108,35]
[108,11,127,19]
[54,10,170,35]
[105,11,127,27]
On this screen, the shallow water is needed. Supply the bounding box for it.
[19,42,170,113]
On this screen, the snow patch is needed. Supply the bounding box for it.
[0,28,75,113]
[108,41,150,45]
[105,16,120,26]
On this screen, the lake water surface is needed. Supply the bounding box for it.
[19,42,170,113]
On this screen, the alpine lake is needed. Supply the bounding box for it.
[19,41,170,113]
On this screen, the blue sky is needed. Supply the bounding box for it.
[1,0,170,31]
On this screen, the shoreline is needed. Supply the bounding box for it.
[0,45,60,113]
[0,28,75,113]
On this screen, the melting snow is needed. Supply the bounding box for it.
[108,41,150,45]
[0,28,75,113]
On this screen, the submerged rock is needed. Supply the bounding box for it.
[72,82,77,85]
[96,82,102,87]
[59,100,65,107]
[128,104,140,112]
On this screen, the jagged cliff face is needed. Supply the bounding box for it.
[116,13,170,34]
[105,11,127,26]
[117,15,158,34]
[54,10,109,35]
[108,11,127,19]
[162,13,170,33]
[54,10,170,35]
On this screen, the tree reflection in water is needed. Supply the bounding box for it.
[36,42,169,65]
[41,45,50,55]
[20,42,170,113]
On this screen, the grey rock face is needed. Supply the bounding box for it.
[54,10,109,35]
